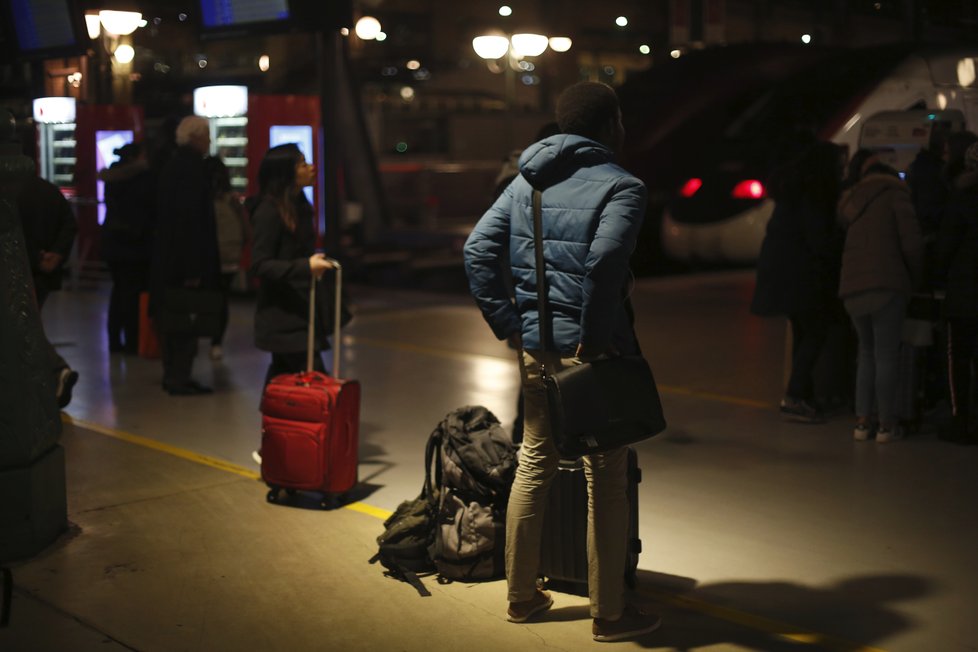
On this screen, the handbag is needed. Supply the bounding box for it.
[530,189,666,458]
[156,287,224,338]
[902,292,941,346]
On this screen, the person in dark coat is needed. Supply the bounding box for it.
[908,126,950,241]
[17,174,77,309]
[249,143,334,387]
[99,142,155,354]
[16,168,79,407]
[751,141,845,423]
[153,116,221,395]
[934,141,978,445]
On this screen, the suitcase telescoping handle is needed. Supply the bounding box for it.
[307,257,343,377]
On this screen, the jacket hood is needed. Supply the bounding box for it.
[518,134,615,189]
[837,173,908,226]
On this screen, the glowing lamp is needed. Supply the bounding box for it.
[99,10,143,36]
[472,35,510,60]
[511,33,548,57]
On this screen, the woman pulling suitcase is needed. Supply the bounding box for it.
[249,143,335,386]
[249,143,360,501]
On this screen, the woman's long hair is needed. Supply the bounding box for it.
[257,143,306,232]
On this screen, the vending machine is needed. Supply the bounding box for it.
[193,85,249,192]
[33,96,77,194]
[33,99,144,266]
[246,93,322,228]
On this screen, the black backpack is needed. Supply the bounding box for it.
[370,406,517,595]
[427,406,517,582]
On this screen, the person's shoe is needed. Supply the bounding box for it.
[779,397,823,424]
[56,368,79,408]
[163,381,212,396]
[593,605,662,642]
[188,380,214,394]
[853,423,872,441]
[507,589,553,623]
[210,345,223,360]
[875,425,903,443]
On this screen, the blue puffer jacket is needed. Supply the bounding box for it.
[464,134,647,355]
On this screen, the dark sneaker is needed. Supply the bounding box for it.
[507,589,553,623]
[593,605,661,642]
[875,425,903,443]
[779,397,823,424]
[56,368,79,409]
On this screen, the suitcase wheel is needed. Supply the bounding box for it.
[266,486,296,504]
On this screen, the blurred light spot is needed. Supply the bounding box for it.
[376,31,387,41]
[412,68,430,80]
[178,13,187,21]
[395,141,408,153]
[499,5,512,16]
[406,59,421,70]
[670,49,681,58]
[258,54,270,72]
[518,61,535,71]
[616,16,628,27]
[801,33,812,44]
[639,44,651,55]
[400,86,415,101]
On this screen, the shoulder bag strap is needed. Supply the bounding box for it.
[532,189,548,356]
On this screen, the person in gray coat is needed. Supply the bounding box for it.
[838,159,924,442]
[464,82,660,642]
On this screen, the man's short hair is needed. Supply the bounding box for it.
[174,115,210,146]
[555,82,619,140]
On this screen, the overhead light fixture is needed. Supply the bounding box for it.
[548,37,572,53]
[472,35,510,60]
[99,10,143,36]
[85,13,101,39]
[511,33,548,57]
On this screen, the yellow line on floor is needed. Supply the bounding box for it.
[639,587,886,652]
[64,415,880,651]
[656,384,775,410]
[63,415,394,519]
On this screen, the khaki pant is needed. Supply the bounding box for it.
[506,349,630,618]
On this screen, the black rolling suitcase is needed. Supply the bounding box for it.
[539,448,641,595]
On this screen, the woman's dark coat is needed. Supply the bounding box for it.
[250,195,333,353]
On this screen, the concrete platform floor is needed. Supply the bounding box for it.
[2,270,976,651]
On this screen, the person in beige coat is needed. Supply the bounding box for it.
[838,158,924,442]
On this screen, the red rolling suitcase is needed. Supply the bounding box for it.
[259,259,360,507]
[539,448,642,595]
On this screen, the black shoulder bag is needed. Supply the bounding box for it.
[531,189,667,459]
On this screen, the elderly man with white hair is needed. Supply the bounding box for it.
[152,115,222,395]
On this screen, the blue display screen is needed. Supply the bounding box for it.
[270,125,315,204]
[9,0,76,51]
[200,0,290,28]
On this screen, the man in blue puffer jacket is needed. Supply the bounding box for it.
[464,82,660,642]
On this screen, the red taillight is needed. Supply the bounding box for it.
[731,180,766,199]
[680,178,703,198]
